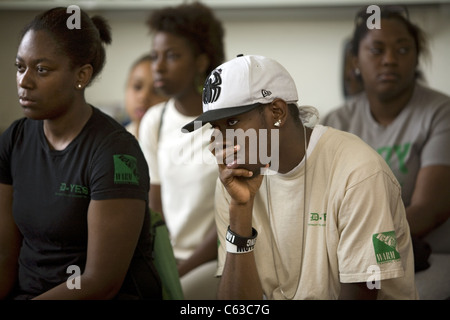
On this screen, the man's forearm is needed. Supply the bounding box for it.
[218,251,263,300]
[218,200,263,300]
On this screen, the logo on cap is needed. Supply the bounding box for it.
[203,69,222,104]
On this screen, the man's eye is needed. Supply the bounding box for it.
[227,119,238,126]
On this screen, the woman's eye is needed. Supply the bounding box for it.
[36,66,48,74]
[370,47,382,55]
[133,83,143,91]
[398,47,410,55]
[15,62,25,72]
[166,51,180,60]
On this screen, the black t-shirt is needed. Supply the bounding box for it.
[0,106,161,299]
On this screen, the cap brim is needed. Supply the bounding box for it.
[182,103,261,132]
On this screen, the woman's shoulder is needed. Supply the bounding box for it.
[1,117,38,143]
[82,107,138,148]
[414,83,450,107]
[139,100,171,131]
[321,92,367,126]
[408,84,450,123]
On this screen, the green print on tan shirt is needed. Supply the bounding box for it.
[372,231,401,264]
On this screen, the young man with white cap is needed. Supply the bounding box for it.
[182,55,417,300]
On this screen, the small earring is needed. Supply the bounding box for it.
[354,68,360,76]
[274,120,281,127]
[77,84,82,89]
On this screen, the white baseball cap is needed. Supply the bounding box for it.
[182,54,299,132]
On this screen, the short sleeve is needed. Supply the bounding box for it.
[337,171,408,283]
[421,101,450,168]
[0,119,23,185]
[89,130,149,201]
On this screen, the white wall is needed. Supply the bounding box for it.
[1,2,449,132]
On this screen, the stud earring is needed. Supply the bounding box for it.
[77,84,82,89]
[274,120,281,127]
[354,68,360,76]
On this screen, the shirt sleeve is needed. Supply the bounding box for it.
[0,119,23,185]
[337,170,411,283]
[421,101,450,167]
[89,130,150,201]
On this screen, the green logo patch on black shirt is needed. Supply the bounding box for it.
[113,154,139,185]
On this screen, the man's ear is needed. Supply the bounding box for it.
[269,99,288,128]
[75,64,93,89]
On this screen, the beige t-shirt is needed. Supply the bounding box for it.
[140,100,218,259]
[215,125,418,299]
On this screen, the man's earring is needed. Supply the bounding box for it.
[354,68,360,76]
[77,84,82,89]
[274,120,281,127]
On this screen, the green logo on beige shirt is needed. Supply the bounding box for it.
[308,212,327,226]
[113,154,139,185]
[372,231,400,264]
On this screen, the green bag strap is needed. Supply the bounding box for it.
[150,209,184,300]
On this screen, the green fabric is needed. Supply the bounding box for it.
[150,209,184,300]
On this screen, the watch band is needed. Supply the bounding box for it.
[226,226,258,248]
[226,241,255,254]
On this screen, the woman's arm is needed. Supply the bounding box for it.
[33,198,146,300]
[149,184,164,219]
[407,165,450,237]
[0,183,22,299]
[178,225,218,278]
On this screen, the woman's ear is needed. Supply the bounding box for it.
[269,99,288,128]
[196,53,210,75]
[75,64,93,89]
[352,56,360,76]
